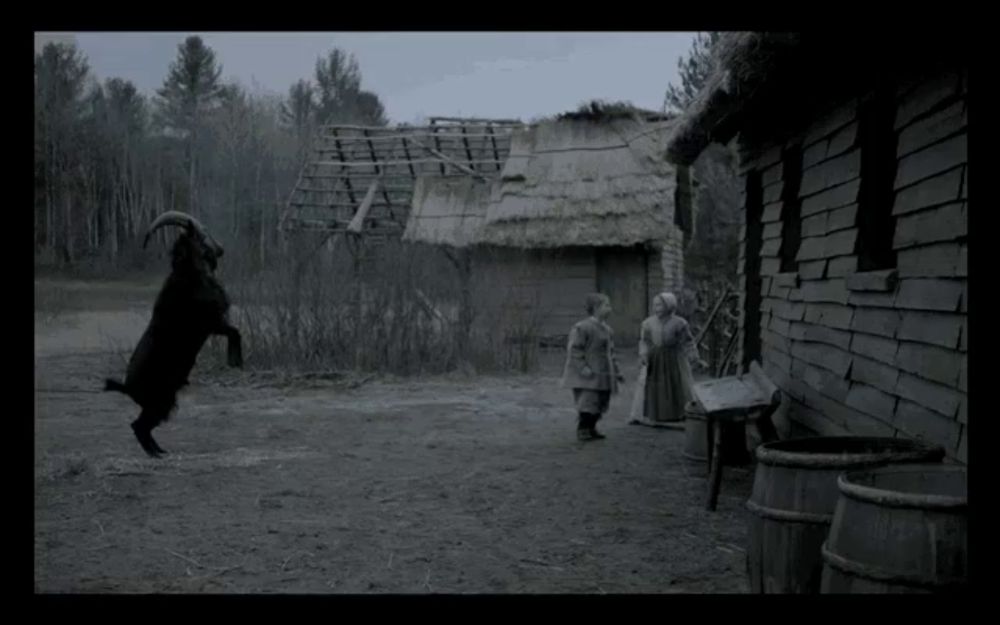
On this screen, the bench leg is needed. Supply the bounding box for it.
[705,419,725,511]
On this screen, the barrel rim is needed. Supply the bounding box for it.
[754,436,945,469]
[821,541,966,589]
[745,499,832,524]
[837,464,967,509]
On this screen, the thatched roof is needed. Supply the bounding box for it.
[665,32,802,166]
[665,31,970,166]
[401,176,490,248]
[479,116,680,248]
[405,114,682,249]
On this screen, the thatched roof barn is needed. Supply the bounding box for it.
[404,107,691,345]
[478,114,681,248]
[666,32,968,462]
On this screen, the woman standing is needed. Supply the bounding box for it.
[629,292,706,427]
[561,293,625,441]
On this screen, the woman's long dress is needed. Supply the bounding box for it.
[629,315,699,425]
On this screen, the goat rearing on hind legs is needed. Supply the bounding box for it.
[104,211,243,457]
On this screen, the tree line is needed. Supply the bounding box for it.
[34,35,389,272]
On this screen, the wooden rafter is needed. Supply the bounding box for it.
[281,117,523,236]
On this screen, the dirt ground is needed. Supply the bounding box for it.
[34,278,755,594]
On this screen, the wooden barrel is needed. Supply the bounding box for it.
[746,437,945,594]
[821,464,967,593]
[682,402,709,466]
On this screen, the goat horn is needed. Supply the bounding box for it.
[143,211,217,252]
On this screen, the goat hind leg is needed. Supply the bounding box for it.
[131,408,169,458]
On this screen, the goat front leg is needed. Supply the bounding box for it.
[214,322,243,368]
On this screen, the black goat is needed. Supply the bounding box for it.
[104,211,243,457]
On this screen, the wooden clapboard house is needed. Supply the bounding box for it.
[665,32,969,462]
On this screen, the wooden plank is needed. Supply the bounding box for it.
[850,354,900,395]
[894,278,963,312]
[802,121,859,170]
[795,237,826,262]
[895,372,962,418]
[347,179,381,234]
[761,258,781,276]
[769,316,792,338]
[799,260,827,281]
[955,426,966,463]
[897,311,963,350]
[761,202,783,223]
[826,204,857,233]
[800,150,862,198]
[823,229,858,258]
[315,132,515,143]
[761,239,782,258]
[803,303,853,330]
[771,300,806,322]
[762,346,793,376]
[691,375,772,415]
[762,221,783,240]
[794,358,851,403]
[850,308,901,339]
[799,279,850,305]
[846,269,899,292]
[331,127,358,205]
[895,341,963,388]
[788,321,852,351]
[894,134,967,190]
[801,213,828,238]
[801,179,860,214]
[311,158,503,169]
[763,182,784,204]
[845,383,897,422]
[791,340,853,377]
[897,99,967,157]
[892,202,966,249]
[770,283,792,299]
[762,329,792,355]
[850,333,899,366]
[761,162,783,187]
[787,398,852,436]
[848,290,897,309]
[773,272,800,288]
[893,399,962,452]
[827,255,858,278]
[364,128,396,214]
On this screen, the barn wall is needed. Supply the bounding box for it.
[733,66,967,462]
[470,246,597,342]
[470,242,675,347]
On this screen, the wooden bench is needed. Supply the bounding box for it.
[690,360,781,511]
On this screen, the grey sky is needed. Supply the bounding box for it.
[35,32,697,124]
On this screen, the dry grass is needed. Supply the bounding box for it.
[220,235,548,377]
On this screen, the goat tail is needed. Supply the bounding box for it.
[104,378,128,394]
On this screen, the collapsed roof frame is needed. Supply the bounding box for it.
[279,117,524,239]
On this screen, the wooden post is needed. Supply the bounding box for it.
[347,179,380,234]
[706,416,725,511]
[457,248,473,365]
